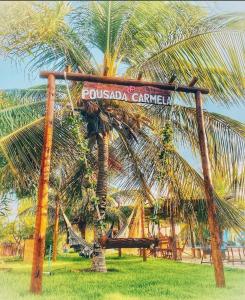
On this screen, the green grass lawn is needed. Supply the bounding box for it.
[0,254,244,300]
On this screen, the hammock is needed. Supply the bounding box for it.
[61,208,94,258]
[114,206,137,238]
[101,206,159,249]
[61,205,158,255]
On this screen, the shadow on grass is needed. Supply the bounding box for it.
[0,268,12,272]
[1,257,22,263]
[108,256,130,260]
[70,267,120,273]
[107,268,120,272]
[54,255,87,263]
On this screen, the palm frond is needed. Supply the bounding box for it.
[4,84,67,101]
[145,104,245,185]
[112,128,155,205]
[113,125,244,230]
[0,2,95,73]
[126,7,245,104]
[0,116,79,190]
[0,101,45,138]
[0,194,10,216]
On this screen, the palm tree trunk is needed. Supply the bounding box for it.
[52,196,60,262]
[188,219,195,258]
[30,74,55,294]
[170,203,177,260]
[141,202,147,261]
[80,223,86,239]
[118,202,122,257]
[156,221,161,238]
[92,133,109,272]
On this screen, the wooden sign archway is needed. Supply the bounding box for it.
[30,70,225,294]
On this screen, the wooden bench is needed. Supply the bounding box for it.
[146,236,187,260]
[200,246,228,264]
[227,246,245,264]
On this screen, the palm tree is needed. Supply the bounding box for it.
[0,195,9,217]
[0,1,244,279]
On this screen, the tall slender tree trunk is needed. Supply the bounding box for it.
[195,91,225,287]
[118,202,122,257]
[52,196,60,262]
[141,201,147,261]
[188,219,195,258]
[158,222,161,238]
[30,74,55,294]
[92,133,109,272]
[79,223,86,239]
[170,203,177,260]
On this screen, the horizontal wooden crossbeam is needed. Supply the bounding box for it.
[40,71,209,94]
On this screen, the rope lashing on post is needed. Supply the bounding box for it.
[64,71,75,115]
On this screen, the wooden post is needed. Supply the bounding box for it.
[170,203,177,260]
[141,202,147,261]
[137,71,143,80]
[195,91,225,288]
[30,74,56,294]
[118,238,122,257]
[52,195,60,262]
[103,66,109,76]
[189,220,196,258]
[118,202,122,257]
[168,74,177,84]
